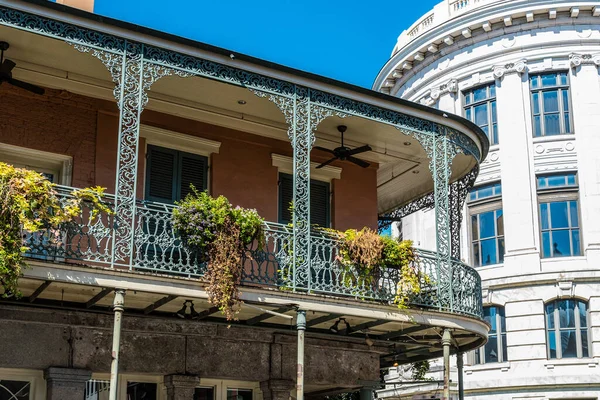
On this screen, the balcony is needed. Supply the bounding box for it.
[24,185,482,318]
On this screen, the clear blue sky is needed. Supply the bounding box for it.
[93,0,439,89]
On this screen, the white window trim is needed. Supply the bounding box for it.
[468,193,504,268]
[198,378,262,400]
[0,368,46,400]
[271,154,341,183]
[141,125,220,197]
[92,372,166,400]
[141,125,221,157]
[0,142,73,186]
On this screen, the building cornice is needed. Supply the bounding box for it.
[374,1,600,92]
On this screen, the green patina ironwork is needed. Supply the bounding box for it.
[0,6,484,319]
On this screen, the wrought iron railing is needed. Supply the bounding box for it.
[23,186,482,318]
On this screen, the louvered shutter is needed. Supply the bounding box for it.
[179,153,207,200]
[146,145,177,203]
[278,173,294,224]
[310,180,330,228]
[278,173,330,227]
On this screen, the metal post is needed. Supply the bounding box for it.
[442,329,452,400]
[296,310,306,400]
[359,387,373,400]
[457,352,464,400]
[109,289,125,400]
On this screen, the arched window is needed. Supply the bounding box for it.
[474,305,507,364]
[545,299,589,359]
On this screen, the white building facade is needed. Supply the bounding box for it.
[374,1,600,399]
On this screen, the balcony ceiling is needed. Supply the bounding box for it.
[0,24,479,214]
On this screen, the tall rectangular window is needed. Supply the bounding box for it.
[537,172,581,258]
[474,306,507,364]
[530,72,572,137]
[464,83,498,145]
[145,145,208,203]
[278,173,330,227]
[468,183,504,267]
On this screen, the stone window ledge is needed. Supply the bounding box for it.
[532,134,576,144]
[464,361,510,374]
[544,358,598,369]
[541,256,586,265]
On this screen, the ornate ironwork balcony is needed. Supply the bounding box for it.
[24,186,482,318]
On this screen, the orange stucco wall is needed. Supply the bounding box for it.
[0,85,378,230]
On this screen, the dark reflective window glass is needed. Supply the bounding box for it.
[127,382,157,400]
[0,380,30,400]
[227,389,253,400]
[195,387,215,400]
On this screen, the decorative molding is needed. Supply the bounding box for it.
[492,59,528,78]
[271,154,342,182]
[0,141,73,186]
[532,137,577,173]
[556,281,574,298]
[430,78,458,100]
[140,125,221,157]
[569,53,600,68]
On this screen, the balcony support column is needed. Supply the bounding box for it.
[296,309,307,400]
[109,289,125,400]
[249,87,341,291]
[420,131,457,312]
[442,329,452,400]
[457,351,464,400]
[70,42,185,268]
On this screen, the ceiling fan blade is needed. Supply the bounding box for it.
[347,156,370,168]
[347,145,372,156]
[313,146,336,155]
[316,157,337,169]
[7,77,45,95]
[0,59,16,74]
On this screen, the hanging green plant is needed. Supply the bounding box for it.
[0,162,112,298]
[333,227,423,308]
[173,188,265,320]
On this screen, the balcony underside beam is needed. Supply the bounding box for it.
[144,294,177,314]
[29,280,52,303]
[86,288,113,308]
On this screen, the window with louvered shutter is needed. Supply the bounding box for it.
[278,173,330,227]
[145,145,208,203]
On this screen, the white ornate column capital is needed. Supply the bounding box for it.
[427,78,457,103]
[492,59,528,78]
[569,53,600,68]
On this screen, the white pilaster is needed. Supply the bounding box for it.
[494,63,541,272]
[569,59,600,265]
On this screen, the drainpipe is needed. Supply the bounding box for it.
[109,289,125,400]
[296,309,306,400]
[457,351,464,400]
[442,329,452,400]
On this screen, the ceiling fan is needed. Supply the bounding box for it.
[314,125,371,169]
[0,41,45,95]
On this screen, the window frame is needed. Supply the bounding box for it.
[474,305,507,364]
[529,71,573,137]
[463,83,499,146]
[545,299,590,359]
[467,182,504,268]
[0,368,45,400]
[278,172,331,228]
[537,173,582,259]
[144,144,209,204]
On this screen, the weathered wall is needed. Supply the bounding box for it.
[0,305,380,388]
[0,85,100,188]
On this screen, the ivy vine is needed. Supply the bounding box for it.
[0,162,111,297]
